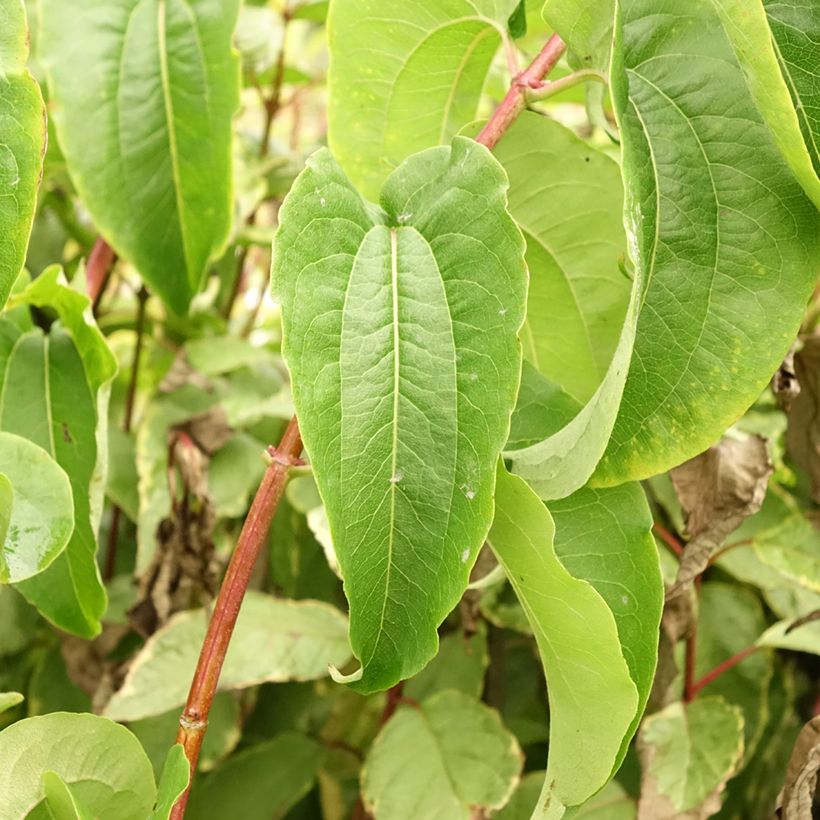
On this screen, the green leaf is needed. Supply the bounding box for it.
[496,112,629,404]
[1,269,117,636]
[508,0,528,38]
[639,697,744,816]
[361,690,522,820]
[186,732,323,820]
[594,0,819,486]
[0,712,156,819]
[758,617,820,654]
[548,481,663,769]
[487,465,638,813]
[709,0,820,209]
[104,593,351,721]
[542,0,614,71]
[0,0,46,309]
[327,0,520,198]
[42,771,94,820]
[274,138,526,693]
[38,0,241,313]
[0,691,23,715]
[149,745,189,820]
[753,514,820,591]
[0,432,74,582]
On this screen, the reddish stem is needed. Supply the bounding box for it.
[170,418,303,818]
[652,522,684,557]
[475,34,567,150]
[86,237,116,313]
[687,644,759,701]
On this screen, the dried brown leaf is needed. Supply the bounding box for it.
[787,335,820,503]
[778,715,820,819]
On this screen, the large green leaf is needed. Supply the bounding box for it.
[1,269,116,636]
[638,697,744,816]
[327,0,520,198]
[0,0,45,309]
[0,712,156,819]
[104,593,351,720]
[38,0,241,313]
[709,0,820,209]
[487,465,638,815]
[593,0,819,485]
[0,432,73,582]
[361,690,522,820]
[493,111,641,499]
[274,137,526,694]
[549,481,662,769]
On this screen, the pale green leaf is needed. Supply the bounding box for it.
[274,137,526,693]
[104,593,351,721]
[495,112,629,403]
[758,617,820,654]
[638,697,744,815]
[549,481,663,770]
[0,712,156,820]
[186,732,323,820]
[0,472,10,549]
[487,465,638,812]
[542,0,614,71]
[0,691,22,714]
[362,690,522,820]
[149,745,189,820]
[38,0,241,313]
[0,0,46,309]
[42,771,93,820]
[0,432,73,582]
[594,0,819,486]
[753,514,820,592]
[709,0,820,209]
[327,0,520,198]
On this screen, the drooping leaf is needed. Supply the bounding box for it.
[0,712,156,820]
[0,432,74,582]
[779,715,820,819]
[669,434,772,594]
[149,745,189,820]
[757,615,820,654]
[104,593,351,721]
[0,0,46,309]
[38,0,241,313]
[487,465,638,814]
[709,0,820,208]
[274,137,526,693]
[186,732,324,820]
[593,0,819,486]
[638,697,744,818]
[327,0,520,198]
[361,690,522,820]
[548,481,663,768]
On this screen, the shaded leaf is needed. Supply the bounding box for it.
[757,614,820,654]
[487,465,638,813]
[0,712,156,819]
[670,435,772,594]
[0,0,46,309]
[362,690,522,820]
[39,0,241,313]
[149,745,189,820]
[710,0,820,208]
[275,138,526,693]
[594,0,819,486]
[42,771,94,820]
[0,432,74,582]
[327,0,520,197]
[0,691,22,715]
[779,715,820,819]
[105,593,351,720]
[187,732,323,820]
[638,697,744,819]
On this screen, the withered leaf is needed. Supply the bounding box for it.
[778,715,820,819]
[787,335,820,502]
[669,435,772,597]
[773,344,800,411]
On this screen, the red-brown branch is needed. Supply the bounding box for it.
[687,644,759,701]
[86,237,116,313]
[170,417,303,818]
[170,32,568,817]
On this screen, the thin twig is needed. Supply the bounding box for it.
[86,237,116,316]
[652,522,684,557]
[687,644,759,701]
[170,418,303,819]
